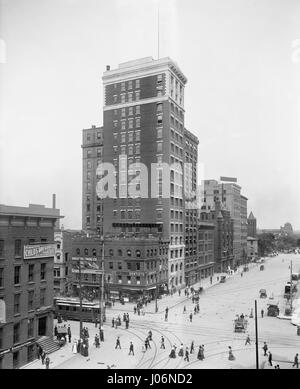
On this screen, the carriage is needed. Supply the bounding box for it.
[234,317,248,333]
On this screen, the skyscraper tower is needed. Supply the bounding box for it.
[101,57,194,290]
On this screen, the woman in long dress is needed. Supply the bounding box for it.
[197,345,204,360]
[178,343,184,357]
[228,346,235,360]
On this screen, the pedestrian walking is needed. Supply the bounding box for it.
[268,351,272,366]
[134,306,137,314]
[197,345,204,360]
[169,345,176,358]
[189,312,193,322]
[129,342,134,356]
[41,351,46,365]
[148,330,152,341]
[94,334,100,348]
[194,306,197,315]
[160,336,165,349]
[45,355,50,369]
[228,346,235,361]
[261,309,264,318]
[292,353,299,368]
[263,342,268,356]
[68,332,72,343]
[126,313,129,322]
[184,347,189,362]
[37,345,42,360]
[100,329,104,342]
[146,337,151,349]
[245,334,251,345]
[183,305,186,314]
[54,325,58,338]
[190,341,194,354]
[125,320,129,329]
[178,343,184,357]
[115,336,121,349]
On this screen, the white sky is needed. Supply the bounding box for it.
[0,0,300,230]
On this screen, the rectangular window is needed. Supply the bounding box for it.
[136,117,140,128]
[121,108,126,117]
[14,266,21,285]
[28,318,34,338]
[135,144,140,154]
[121,94,125,103]
[127,275,131,284]
[128,107,133,116]
[128,118,133,129]
[0,240,4,257]
[135,105,140,115]
[14,294,20,315]
[157,103,163,112]
[128,132,133,143]
[118,275,122,283]
[13,323,20,344]
[118,262,122,270]
[28,290,34,310]
[157,128,162,138]
[157,115,163,125]
[40,289,46,306]
[128,92,133,102]
[121,132,126,143]
[121,82,125,91]
[40,263,46,280]
[15,240,22,257]
[113,95,117,103]
[121,121,126,130]
[0,268,3,288]
[135,79,140,89]
[135,131,140,142]
[157,142,163,152]
[135,91,140,100]
[128,80,132,90]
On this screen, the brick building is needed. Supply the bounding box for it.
[197,218,215,280]
[0,203,61,369]
[68,235,169,302]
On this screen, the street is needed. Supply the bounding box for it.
[23,253,300,369]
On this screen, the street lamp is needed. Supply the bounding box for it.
[155,262,162,313]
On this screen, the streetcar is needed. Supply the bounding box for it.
[53,297,106,323]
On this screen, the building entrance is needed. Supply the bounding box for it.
[38,316,47,336]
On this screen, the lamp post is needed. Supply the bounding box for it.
[155,262,162,313]
[99,242,105,339]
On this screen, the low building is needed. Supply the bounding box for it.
[198,213,215,280]
[68,235,169,303]
[0,203,61,369]
[53,229,83,296]
[210,203,234,273]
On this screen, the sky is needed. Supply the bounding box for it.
[0,0,300,230]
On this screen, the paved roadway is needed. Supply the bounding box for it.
[23,253,300,369]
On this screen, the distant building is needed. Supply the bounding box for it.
[280,222,293,236]
[247,211,257,238]
[0,202,61,369]
[197,214,215,281]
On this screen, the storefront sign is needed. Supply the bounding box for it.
[24,244,55,259]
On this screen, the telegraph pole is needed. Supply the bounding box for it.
[255,300,259,369]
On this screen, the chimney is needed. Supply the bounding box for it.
[52,194,56,209]
[106,65,110,71]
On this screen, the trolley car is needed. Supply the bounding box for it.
[54,298,106,323]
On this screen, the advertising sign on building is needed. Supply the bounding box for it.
[24,244,55,259]
[71,257,102,274]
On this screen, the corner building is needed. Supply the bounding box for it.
[0,204,61,369]
[102,57,190,291]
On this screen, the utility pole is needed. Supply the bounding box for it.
[78,257,83,340]
[255,300,259,369]
[99,241,105,337]
[290,260,293,312]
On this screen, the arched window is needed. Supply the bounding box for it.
[146,249,150,257]
[150,249,153,256]
[136,250,141,258]
[109,249,114,256]
[175,264,178,272]
[118,249,122,256]
[180,262,183,270]
[127,249,132,257]
[76,248,80,255]
[84,248,88,256]
[92,249,97,257]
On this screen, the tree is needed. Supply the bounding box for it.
[257,233,276,256]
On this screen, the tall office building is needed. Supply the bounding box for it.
[101,57,192,290]
[82,125,104,235]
